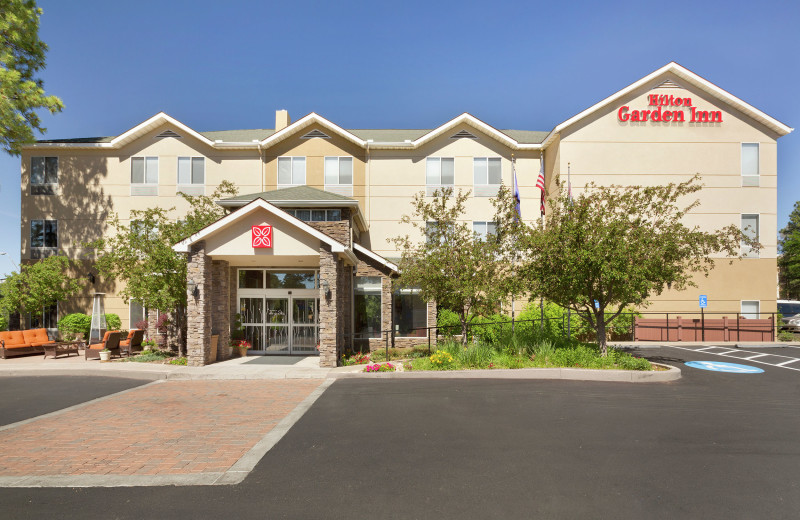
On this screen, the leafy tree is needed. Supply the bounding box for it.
[778,201,800,299]
[0,0,63,155]
[0,255,83,318]
[91,181,238,314]
[390,186,517,345]
[518,175,750,355]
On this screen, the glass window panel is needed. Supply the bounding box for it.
[131,157,145,184]
[130,300,145,328]
[487,221,498,237]
[31,157,45,185]
[312,210,326,222]
[238,269,264,289]
[324,157,338,185]
[192,157,204,185]
[239,297,263,324]
[266,299,288,324]
[473,158,487,185]
[441,158,454,185]
[488,158,502,184]
[473,221,486,240]
[145,157,158,184]
[267,271,316,289]
[31,220,44,248]
[339,157,353,185]
[742,143,759,176]
[393,290,427,337]
[327,209,341,221]
[292,157,306,184]
[355,275,381,339]
[44,220,57,247]
[426,158,440,185]
[741,215,759,241]
[741,300,760,319]
[296,209,310,221]
[44,157,58,184]
[177,157,191,185]
[278,157,292,184]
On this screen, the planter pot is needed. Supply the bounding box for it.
[99,351,111,362]
[238,346,248,358]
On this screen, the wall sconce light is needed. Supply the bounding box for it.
[666,281,672,290]
[88,273,96,285]
[187,280,199,297]
[321,279,331,298]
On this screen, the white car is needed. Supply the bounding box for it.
[777,300,800,331]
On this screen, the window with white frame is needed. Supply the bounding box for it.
[285,209,342,222]
[741,143,759,187]
[131,156,159,195]
[741,300,760,320]
[741,214,759,258]
[130,300,146,329]
[324,157,353,196]
[473,221,498,241]
[278,157,306,187]
[31,219,57,253]
[426,157,455,196]
[177,157,205,195]
[473,157,502,196]
[31,157,58,194]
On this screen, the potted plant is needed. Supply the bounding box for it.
[233,339,250,357]
[99,348,111,362]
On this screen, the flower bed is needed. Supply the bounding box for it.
[363,363,396,373]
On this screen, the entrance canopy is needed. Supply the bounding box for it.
[173,198,357,266]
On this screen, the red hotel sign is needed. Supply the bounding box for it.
[252,225,273,248]
[618,95,723,123]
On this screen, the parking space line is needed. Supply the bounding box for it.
[666,345,800,372]
[743,354,769,360]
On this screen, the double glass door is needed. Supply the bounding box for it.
[240,294,319,355]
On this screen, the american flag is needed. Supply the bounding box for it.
[536,155,546,216]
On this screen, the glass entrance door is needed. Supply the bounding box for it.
[239,295,318,355]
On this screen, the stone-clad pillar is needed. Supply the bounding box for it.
[212,260,231,361]
[187,240,212,366]
[318,244,340,367]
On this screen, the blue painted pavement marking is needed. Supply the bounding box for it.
[685,361,764,374]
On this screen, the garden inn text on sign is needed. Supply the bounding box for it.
[252,225,273,248]
[618,95,723,123]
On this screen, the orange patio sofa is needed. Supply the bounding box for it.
[0,328,51,359]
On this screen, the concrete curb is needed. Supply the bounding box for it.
[329,362,680,383]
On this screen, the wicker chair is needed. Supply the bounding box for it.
[84,331,121,360]
[119,329,144,357]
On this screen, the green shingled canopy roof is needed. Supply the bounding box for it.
[221,185,356,203]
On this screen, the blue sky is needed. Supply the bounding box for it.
[1,0,798,277]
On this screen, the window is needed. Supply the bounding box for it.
[131,156,158,196]
[426,157,455,196]
[30,303,58,334]
[355,277,382,339]
[278,157,306,187]
[741,214,759,258]
[239,269,264,289]
[393,288,427,337]
[741,300,760,320]
[741,143,759,187]
[130,300,146,329]
[31,157,58,194]
[324,157,353,196]
[177,157,205,195]
[31,219,57,249]
[286,209,341,222]
[473,221,498,241]
[473,157,502,196]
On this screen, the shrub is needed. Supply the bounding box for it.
[363,363,395,373]
[58,313,92,339]
[0,314,8,331]
[169,357,188,366]
[342,351,371,366]
[778,330,795,342]
[429,350,455,369]
[105,313,121,331]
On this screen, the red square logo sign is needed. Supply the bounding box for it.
[252,225,272,248]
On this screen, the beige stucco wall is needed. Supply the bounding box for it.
[548,75,779,313]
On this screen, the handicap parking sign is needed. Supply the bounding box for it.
[699,295,707,308]
[685,361,764,373]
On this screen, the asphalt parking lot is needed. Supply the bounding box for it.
[1,345,799,519]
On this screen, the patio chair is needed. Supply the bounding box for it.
[119,329,144,357]
[84,331,121,360]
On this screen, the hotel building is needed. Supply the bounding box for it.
[19,63,792,366]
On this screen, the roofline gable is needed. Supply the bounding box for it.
[540,61,793,148]
[259,112,367,149]
[172,198,349,253]
[353,243,399,273]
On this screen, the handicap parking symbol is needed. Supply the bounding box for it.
[685,361,764,374]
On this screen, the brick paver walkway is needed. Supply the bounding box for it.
[0,379,324,477]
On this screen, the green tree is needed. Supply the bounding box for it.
[518,175,750,355]
[0,255,83,318]
[390,187,517,344]
[778,201,800,299]
[0,0,63,155]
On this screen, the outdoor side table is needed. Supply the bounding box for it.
[42,341,81,359]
